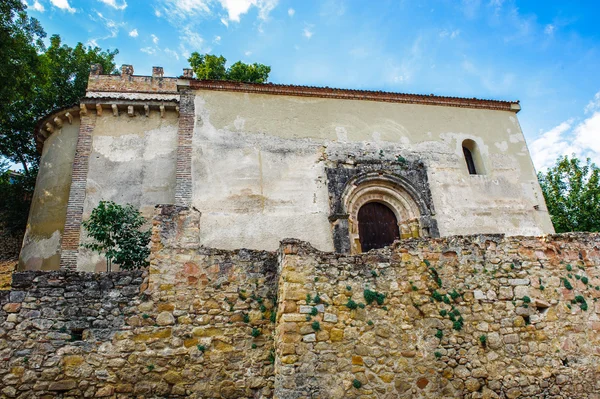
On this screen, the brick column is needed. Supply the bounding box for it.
[175,90,194,206]
[60,110,95,270]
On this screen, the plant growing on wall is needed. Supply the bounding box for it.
[81,201,151,271]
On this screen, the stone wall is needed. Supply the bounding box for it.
[274,235,600,398]
[2,206,600,398]
[0,205,278,398]
[0,231,22,260]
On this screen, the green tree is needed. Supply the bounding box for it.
[81,201,151,271]
[538,155,600,233]
[227,61,271,83]
[188,53,271,83]
[0,0,46,173]
[0,2,118,234]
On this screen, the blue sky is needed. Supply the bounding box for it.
[26,0,600,171]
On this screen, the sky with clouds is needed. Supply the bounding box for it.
[26,0,600,172]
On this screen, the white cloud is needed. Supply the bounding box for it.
[157,0,278,24]
[288,8,294,16]
[49,0,75,12]
[154,9,161,17]
[439,29,461,39]
[30,1,45,12]
[585,91,600,114]
[214,35,221,43]
[220,17,229,26]
[98,0,127,10]
[245,50,252,56]
[544,24,555,35]
[151,34,159,44]
[178,27,209,58]
[574,112,600,156]
[530,91,600,171]
[140,47,156,55]
[303,27,313,39]
[129,29,138,37]
[164,48,180,60]
[87,11,122,46]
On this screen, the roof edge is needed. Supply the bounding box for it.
[186,79,521,113]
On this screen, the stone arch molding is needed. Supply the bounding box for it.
[341,173,434,253]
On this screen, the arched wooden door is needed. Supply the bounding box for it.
[357,202,400,252]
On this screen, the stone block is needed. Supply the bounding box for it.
[302,333,316,342]
[48,380,76,391]
[323,313,337,323]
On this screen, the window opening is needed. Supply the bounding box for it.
[463,146,477,175]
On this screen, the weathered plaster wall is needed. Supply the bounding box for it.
[274,236,600,398]
[19,120,80,271]
[191,90,553,252]
[78,110,178,271]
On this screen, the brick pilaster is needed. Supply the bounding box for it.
[175,90,194,206]
[60,111,96,270]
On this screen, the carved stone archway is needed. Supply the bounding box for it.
[343,176,423,253]
[326,161,439,253]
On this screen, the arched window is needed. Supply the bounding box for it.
[357,202,400,252]
[462,139,484,175]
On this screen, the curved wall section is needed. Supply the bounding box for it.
[19,119,80,271]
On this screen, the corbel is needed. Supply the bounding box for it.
[159,105,165,118]
[128,105,134,117]
[176,106,180,117]
[53,117,63,128]
[45,123,54,134]
[96,104,103,116]
[111,104,118,117]
[80,103,87,116]
[64,112,73,124]
[144,105,149,117]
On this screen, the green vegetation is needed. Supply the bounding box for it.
[538,156,600,233]
[251,328,261,338]
[346,299,358,310]
[479,334,487,346]
[188,53,271,83]
[197,345,206,352]
[435,329,443,339]
[352,379,362,389]
[0,2,118,232]
[311,321,320,331]
[363,289,386,305]
[81,201,151,271]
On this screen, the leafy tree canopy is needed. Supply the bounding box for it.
[0,2,117,233]
[538,155,600,233]
[81,201,151,271]
[188,53,271,83]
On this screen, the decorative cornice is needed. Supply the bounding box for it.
[187,79,521,113]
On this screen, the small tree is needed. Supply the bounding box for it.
[538,155,600,233]
[81,201,151,271]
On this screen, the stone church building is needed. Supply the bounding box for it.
[19,64,553,272]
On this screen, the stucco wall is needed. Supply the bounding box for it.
[77,110,178,271]
[190,90,553,252]
[19,120,80,271]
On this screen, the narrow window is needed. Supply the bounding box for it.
[463,146,477,175]
[462,139,484,175]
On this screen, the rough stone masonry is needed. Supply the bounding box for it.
[0,206,599,398]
